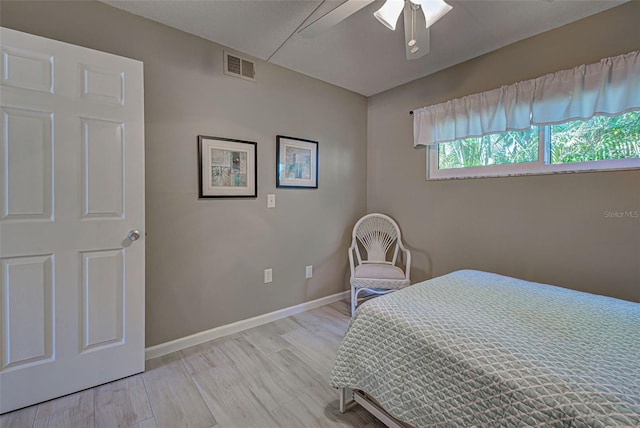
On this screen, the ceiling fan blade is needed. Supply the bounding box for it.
[299,0,376,38]
[404,4,430,60]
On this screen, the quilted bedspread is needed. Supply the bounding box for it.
[329,270,640,427]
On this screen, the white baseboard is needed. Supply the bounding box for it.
[145,290,349,360]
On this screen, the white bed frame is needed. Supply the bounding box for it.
[339,387,405,428]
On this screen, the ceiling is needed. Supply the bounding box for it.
[101,0,626,96]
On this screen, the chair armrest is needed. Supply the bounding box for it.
[348,246,356,278]
[403,249,411,281]
[398,241,411,281]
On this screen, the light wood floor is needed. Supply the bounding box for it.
[1,300,385,428]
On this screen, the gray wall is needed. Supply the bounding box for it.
[1,1,368,346]
[367,2,640,302]
[2,2,638,350]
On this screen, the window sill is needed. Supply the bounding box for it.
[426,158,640,181]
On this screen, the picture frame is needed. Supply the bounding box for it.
[276,135,318,188]
[198,135,257,198]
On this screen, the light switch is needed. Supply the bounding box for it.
[264,268,273,283]
[305,265,313,279]
[267,194,276,208]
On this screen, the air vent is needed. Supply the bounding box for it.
[224,51,256,82]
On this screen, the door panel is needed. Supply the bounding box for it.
[1,255,54,370]
[0,27,145,414]
[1,47,53,93]
[2,107,53,220]
[81,249,124,351]
[81,66,124,105]
[81,118,125,218]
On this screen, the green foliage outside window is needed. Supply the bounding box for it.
[437,111,640,170]
[438,128,538,169]
[550,111,640,164]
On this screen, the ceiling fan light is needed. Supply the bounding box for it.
[411,0,452,29]
[374,0,405,31]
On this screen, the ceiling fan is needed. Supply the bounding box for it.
[299,0,453,60]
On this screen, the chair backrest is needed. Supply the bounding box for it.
[352,213,403,265]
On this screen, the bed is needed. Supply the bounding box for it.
[329,270,640,427]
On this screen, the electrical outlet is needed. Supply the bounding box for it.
[305,265,313,279]
[264,268,273,283]
[267,194,276,208]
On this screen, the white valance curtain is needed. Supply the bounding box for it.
[413,50,640,147]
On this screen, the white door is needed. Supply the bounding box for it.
[0,27,145,413]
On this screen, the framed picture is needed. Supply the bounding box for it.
[198,135,257,198]
[276,135,318,188]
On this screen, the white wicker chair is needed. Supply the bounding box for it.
[348,213,411,315]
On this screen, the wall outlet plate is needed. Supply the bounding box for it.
[305,265,313,279]
[264,268,273,283]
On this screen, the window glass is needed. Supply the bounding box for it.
[438,128,538,170]
[428,112,640,179]
[550,111,640,164]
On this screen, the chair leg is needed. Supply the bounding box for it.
[350,287,356,316]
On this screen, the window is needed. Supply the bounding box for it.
[415,51,640,179]
[428,111,640,179]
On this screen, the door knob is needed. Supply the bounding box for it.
[128,230,141,241]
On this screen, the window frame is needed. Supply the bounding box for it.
[427,123,640,180]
